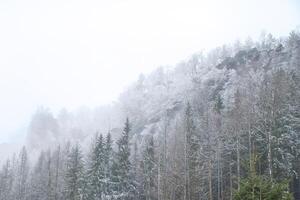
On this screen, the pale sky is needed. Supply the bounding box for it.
[0,0,299,143]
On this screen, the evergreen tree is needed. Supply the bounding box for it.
[52,145,66,200]
[234,176,293,200]
[8,154,17,200]
[15,147,29,200]
[104,132,113,197]
[60,142,72,200]
[29,151,47,200]
[65,144,85,200]
[85,133,105,200]
[112,118,133,200]
[0,159,13,200]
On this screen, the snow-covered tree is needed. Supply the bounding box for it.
[111,118,134,200]
[141,135,156,200]
[104,132,113,197]
[65,144,85,200]
[85,133,106,200]
[0,159,14,200]
[15,147,29,200]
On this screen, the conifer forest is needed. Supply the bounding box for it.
[0,31,300,200]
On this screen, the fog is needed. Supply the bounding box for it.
[0,0,299,143]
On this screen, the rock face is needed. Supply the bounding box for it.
[216,48,260,70]
[216,42,299,73]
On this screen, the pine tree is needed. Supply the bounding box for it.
[60,142,72,200]
[52,145,64,200]
[85,133,105,200]
[8,153,17,200]
[65,144,85,200]
[0,159,13,200]
[234,175,293,200]
[234,155,292,200]
[46,150,54,200]
[112,118,133,200]
[15,146,29,200]
[104,132,113,197]
[29,151,47,200]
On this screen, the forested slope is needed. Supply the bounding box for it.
[0,31,299,200]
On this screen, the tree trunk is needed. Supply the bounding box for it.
[267,130,273,181]
[230,162,233,200]
[208,159,213,200]
[237,136,240,191]
[54,146,60,200]
[217,142,221,200]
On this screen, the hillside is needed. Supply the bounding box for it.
[26,31,300,151]
[3,31,299,200]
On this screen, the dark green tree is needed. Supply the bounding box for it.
[234,176,293,200]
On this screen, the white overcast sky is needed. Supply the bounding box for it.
[0,0,299,143]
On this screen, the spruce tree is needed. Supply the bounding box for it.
[29,151,47,200]
[0,159,13,200]
[85,133,105,200]
[112,118,133,200]
[104,132,113,197]
[234,175,293,200]
[65,144,85,200]
[15,146,29,200]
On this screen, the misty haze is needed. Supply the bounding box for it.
[0,0,300,200]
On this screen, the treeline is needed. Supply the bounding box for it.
[0,31,300,200]
[0,119,135,200]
